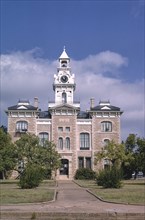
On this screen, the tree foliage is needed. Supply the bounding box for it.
[0,128,17,179]
[15,133,61,180]
[122,134,145,179]
[19,163,44,189]
[95,140,132,169]
[96,167,122,188]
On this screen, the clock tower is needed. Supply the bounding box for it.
[52,47,76,106]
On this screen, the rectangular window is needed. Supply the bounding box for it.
[65,127,70,132]
[58,127,63,132]
[78,157,84,168]
[86,157,91,169]
[80,133,90,150]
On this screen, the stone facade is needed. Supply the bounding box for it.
[6,48,123,180]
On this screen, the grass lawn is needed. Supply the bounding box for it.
[0,180,55,204]
[75,179,145,205]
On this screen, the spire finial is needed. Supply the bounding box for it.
[63,46,65,51]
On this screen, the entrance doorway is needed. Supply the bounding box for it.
[60,159,69,175]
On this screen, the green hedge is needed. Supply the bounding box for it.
[75,168,96,180]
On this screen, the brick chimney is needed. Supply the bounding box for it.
[34,97,38,109]
[90,98,95,109]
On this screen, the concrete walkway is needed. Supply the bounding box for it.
[1,180,145,219]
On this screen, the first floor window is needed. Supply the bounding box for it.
[78,157,84,168]
[78,157,92,169]
[58,137,63,150]
[86,157,91,169]
[104,159,110,169]
[80,133,90,150]
[101,121,112,132]
[39,132,49,146]
[16,121,28,132]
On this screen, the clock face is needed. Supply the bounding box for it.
[61,75,68,83]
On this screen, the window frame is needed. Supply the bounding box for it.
[58,127,63,132]
[78,157,84,169]
[101,121,112,132]
[58,137,63,150]
[86,157,92,169]
[65,137,70,150]
[38,132,49,146]
[80,132,90,150]
[16,121,28,133]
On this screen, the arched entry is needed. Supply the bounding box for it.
[60,159,69,175]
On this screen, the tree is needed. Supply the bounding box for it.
[123,134,145,179]
[95,140,132,169]
[15,133,61,179]
[36,140,61,178]
[0,128,17,179]
[95,140,130,188]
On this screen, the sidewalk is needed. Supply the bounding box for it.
[1,181,145,219]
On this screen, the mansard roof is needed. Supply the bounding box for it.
[77,111,91,119]
[91,105,120,111]
[7,100,38,111]
[38,111,51,118]
[90,101,122,112]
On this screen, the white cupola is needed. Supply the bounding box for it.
[49,48,80,109]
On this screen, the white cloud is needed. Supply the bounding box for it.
[0,49,144,140]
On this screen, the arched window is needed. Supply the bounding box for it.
[16,121,28,133]
[62,92,67,103]
[103,139,110,149]
[80,133,90,150]
[101,121,112,132]
[38,132,49,146]
[58,137,63,150]
[65,137,70,150]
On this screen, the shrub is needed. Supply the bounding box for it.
[19,164,44,189]
[75,168,96,180]
[43,168,52,179]
[96,167,122,188]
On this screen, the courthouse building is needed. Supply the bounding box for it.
[6,48,123,180]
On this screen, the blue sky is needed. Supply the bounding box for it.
[0,0,144,140]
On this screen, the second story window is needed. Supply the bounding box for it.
[65,137,70,150]
[80,133,90,150]
[103,139,110,148]
[101,121,112,132]
[38,132,49,146]
[16,121,28,133]
[58,137,63,150]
